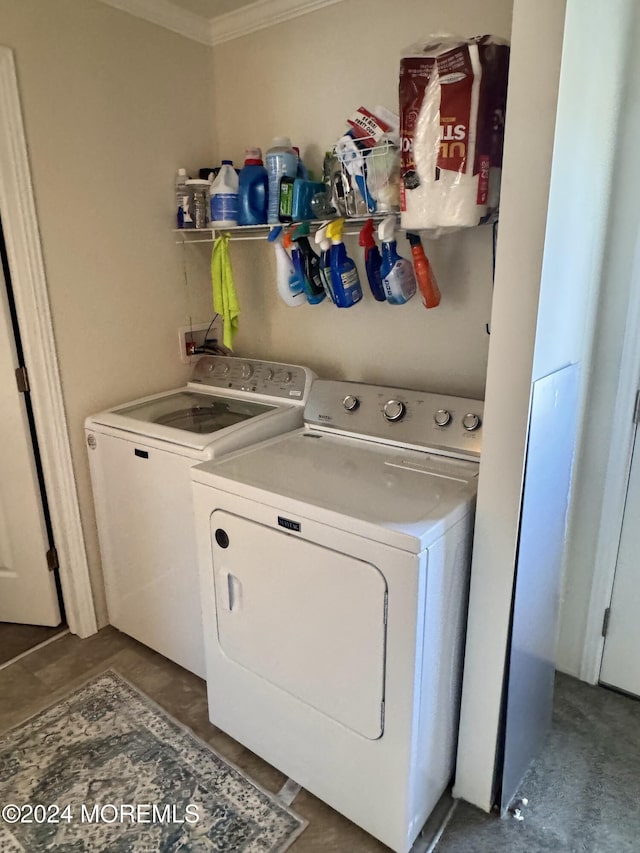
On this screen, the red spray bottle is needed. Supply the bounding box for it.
[406,233,441,309]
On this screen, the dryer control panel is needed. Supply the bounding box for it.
[304,380,484,460]
[189,356,312,401]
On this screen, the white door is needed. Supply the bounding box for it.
[211,510,388,740]
[0,263,61,625]
[600,423,640,695]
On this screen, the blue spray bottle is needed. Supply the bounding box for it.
[378,215,416,305]
[358,218,385,301]
[314,223,335,303]
[326,218,363,308]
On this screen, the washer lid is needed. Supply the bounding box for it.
[192,429,479,551]
[87,388,279,451]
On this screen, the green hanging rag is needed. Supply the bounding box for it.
[211,234,240,350]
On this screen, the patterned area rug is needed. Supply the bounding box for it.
[0,670,306,852]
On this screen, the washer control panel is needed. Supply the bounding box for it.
[188,356,311,400]
[305,380,484,459]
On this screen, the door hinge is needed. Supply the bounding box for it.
[46,546,59,572]
[601,607,611,638]
[634,390,640,424]
[15,365,30,394]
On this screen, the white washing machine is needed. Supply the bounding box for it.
[85,355,315,679]
[190,379,483,853]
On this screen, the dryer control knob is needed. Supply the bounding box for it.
[343,395,359,412]
[240,362,254,379]
[462,412,481,432]
[265,368,274,381]
[282,371,293,384]
[214,363,230,377]
[383,400,406,422]
[434,409,452,427]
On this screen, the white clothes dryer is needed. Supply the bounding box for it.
[85,355,315,679]
[190,379,483,853]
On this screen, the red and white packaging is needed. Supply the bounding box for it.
[399,34,509,231]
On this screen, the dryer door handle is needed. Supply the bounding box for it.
[222,571,242,612]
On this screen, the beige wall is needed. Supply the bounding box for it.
[0,0,216,623]
[209,0,513,396]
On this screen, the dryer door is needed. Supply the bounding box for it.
[211,510,388,740]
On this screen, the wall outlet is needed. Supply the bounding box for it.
[178,319,224,364]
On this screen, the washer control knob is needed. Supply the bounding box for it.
[214,363,230,377]
[434,408,452,427]
[240,362,253,379]
[343,395,359,412]
[265,368,274,381]
[383,400,406,422]
[462,412,481,432]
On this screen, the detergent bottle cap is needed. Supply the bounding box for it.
[244,147,263,162]
[283,229,293,250]
[406,232,421,247]
[270,136,293,150]
[378,214,397,243]
[221,159,234,166]
[326,217,346,245]
[359,218,376,248]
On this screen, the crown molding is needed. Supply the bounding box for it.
[98,0,348,47]
[209,0,346,46]
[98,0,213,46]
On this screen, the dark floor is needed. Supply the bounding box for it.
[0,626,389,852]
[436,673,640,852]
[2,630,638,852]
[0,622,67,666]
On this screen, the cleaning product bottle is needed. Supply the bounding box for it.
[266,137,298,224]
[358,218,385,301]
[175,167,188,228]
[209,160,239,226]
[326,218,363,308]
[407,232,441,308]
[237,148,268,226]
[314,223,335,303]
[267,227,306,307]
[291,222,325,304]
[378,215,416,305]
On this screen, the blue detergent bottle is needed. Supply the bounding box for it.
[378,215,416,305]
[326,218,363,308]
[237,148,268,226]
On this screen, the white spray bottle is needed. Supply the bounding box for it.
[267,227,306,307]
[378,215,416,305]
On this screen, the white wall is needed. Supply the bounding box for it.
[207,0,513,396]
[556,0,639,679]
[453,0,567,811]
[455,0,639,811]
[0,0,216,623]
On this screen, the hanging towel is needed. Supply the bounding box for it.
[211,233,240,350]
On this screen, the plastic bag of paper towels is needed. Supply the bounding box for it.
[399,34,510,232]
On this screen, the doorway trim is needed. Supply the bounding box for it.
[0,47,97,637]
[581,225,640,683]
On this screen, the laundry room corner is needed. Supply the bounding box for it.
[0,0,219,627]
